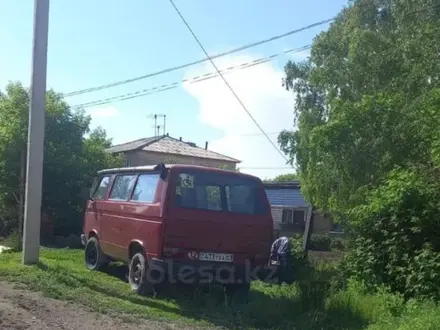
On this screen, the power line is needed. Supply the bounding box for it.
[62,20,332,97]
[168,0,288,163]
[64,2,438,100]
[71,45,311,109]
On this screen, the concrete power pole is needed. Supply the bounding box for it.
[22,0,50,265]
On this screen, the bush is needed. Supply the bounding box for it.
[309,233,332,251]
[344,169,440,299]
[330,237,345,251]
[0,231,21,252]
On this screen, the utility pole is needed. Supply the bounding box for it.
[18,150,26,249]
[22,0,50,265]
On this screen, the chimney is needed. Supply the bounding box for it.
[205,141,208,150]
[179,137,182,141]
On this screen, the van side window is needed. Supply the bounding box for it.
[109,175,137,201]
[92,175,111,200]
[226,185,255,214]
[205,186,222,211]
[131,173,160,203]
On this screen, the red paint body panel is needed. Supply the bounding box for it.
[82,164,274,269]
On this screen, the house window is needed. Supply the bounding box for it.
[294,210,306,223]
[125,155,132,167]
[282,209,293,224]
[281,208,306,224]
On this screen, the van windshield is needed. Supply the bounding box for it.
[173,171,267,215]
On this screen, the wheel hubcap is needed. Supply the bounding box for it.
[86,244,98,265]
[131,259,143,285]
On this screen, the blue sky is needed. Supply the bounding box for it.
[0,0,347,179]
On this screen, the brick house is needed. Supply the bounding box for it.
[105,135,240,169]
[264,181,334,236]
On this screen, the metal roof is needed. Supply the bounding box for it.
[264,181,301,189]
[105,135,240,163]
[264,184,309,208]
[105,136,160,153]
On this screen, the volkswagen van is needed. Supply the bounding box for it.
[81,163,273,295]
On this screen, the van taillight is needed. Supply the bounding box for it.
[163,247,180,257]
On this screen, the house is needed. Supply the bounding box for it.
[264,181,333,236]
[105,135,240,170]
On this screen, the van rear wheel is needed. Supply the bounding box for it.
[128,253,155,295]
[85,237,108,270]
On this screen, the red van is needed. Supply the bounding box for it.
[81,163,273,295]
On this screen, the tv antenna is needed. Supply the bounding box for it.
[147,114,167,136]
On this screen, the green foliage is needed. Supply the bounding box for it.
[344,168,440,299]
[279,0,440,302]
[309,233,332,251]
[0,82,122,237]
[266,173,298,183]
[330,237,346,251]
[1,248,439,329]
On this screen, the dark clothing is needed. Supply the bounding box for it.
[270,237,293,284]
[270,236,290,259]
[277,254,293,284]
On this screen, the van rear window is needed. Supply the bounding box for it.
[174,171,266,215]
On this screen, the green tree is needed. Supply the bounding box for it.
[279,0,440,298]
[0,82,122,238]
[265,173,298,183]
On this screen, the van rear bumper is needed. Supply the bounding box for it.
[149,258,273,284]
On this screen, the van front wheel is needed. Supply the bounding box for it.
[85,237,107,270]
[128,253,154,295]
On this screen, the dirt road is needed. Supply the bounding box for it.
[0,282,198,330]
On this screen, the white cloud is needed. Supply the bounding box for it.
[183,55,296,180]
[87,105,120,118]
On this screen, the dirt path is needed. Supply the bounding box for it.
[0,282,200,330]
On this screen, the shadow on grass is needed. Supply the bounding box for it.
[35,261,370,330]
[99,263,370,330]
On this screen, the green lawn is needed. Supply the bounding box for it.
[0,248,439,329]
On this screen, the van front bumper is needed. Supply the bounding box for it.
[149,258,273,284]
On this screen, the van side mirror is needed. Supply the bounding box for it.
[80,187,92,201]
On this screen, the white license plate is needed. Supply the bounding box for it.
[199,252,233,263]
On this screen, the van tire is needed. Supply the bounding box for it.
[85,237,108,270]
[128,253,154,295]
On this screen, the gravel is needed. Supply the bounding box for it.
[0,282,202,330]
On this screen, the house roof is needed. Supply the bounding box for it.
[264,181,300,189]
[264,181,309,207]
[105,135,241,163]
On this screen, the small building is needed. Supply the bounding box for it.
[105,135,240,170]
[264,181,333,236]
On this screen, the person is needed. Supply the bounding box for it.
[269,235,293,284]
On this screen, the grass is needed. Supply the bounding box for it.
[0,248,439,329]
